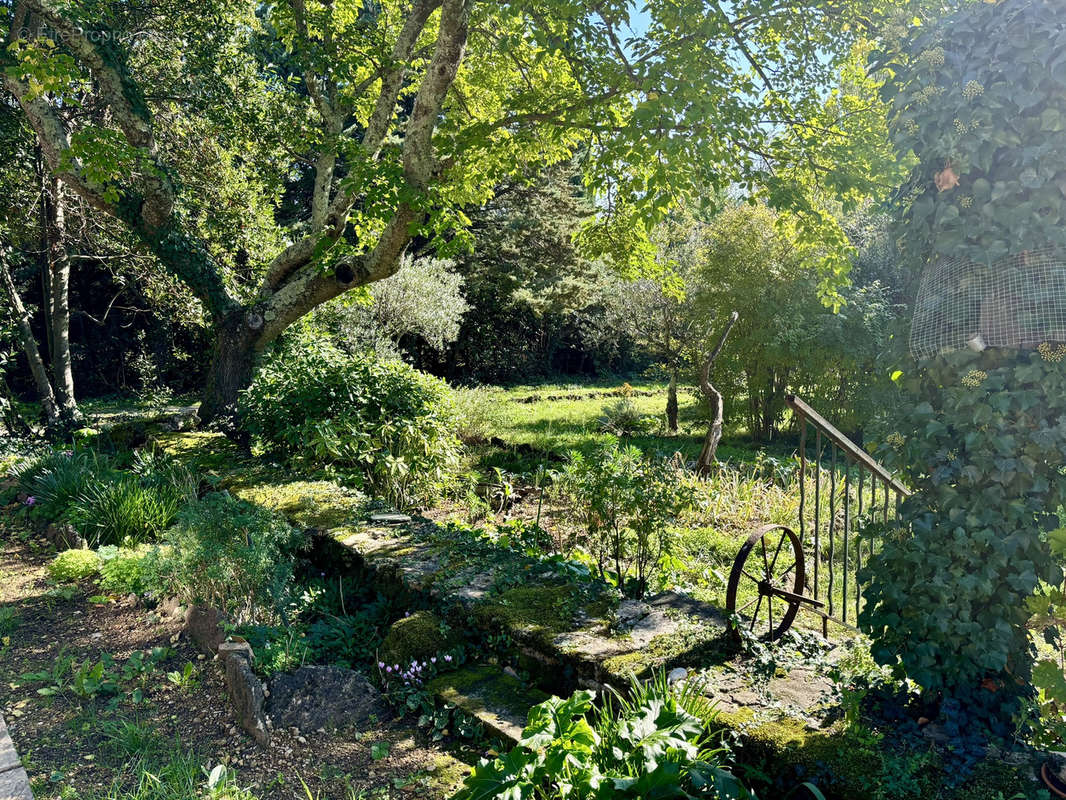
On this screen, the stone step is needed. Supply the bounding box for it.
[425,664,548,744]
[0,715,33,800]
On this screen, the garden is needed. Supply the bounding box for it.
[2,1,1066,799]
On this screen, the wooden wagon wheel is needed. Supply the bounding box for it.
[726,524,807,641]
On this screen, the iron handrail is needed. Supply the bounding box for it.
[786,395,910,497]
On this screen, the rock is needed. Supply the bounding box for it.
[379,611,458,668]
[369,513,412,525]
[616,600,650,628]
[185,605,228,655]
[667,667,688,684]
[44,523,86,550]
[218,641,254,663]
[223,650,270,747]
[266,666,389,733]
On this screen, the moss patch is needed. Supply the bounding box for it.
[712,709,1042,800]
[380,611,457,668]
[232,478,366,530]
[152,432,248,475]
[472,585,585,650]
[601,620,729,681]
[425,664,548,741]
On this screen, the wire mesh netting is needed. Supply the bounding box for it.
[910,246,1066,359]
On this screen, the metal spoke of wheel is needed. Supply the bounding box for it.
[769,530,786,573]
[767,593,774,639]
[742,569,762,585]
[776,561,796,582]
[737,597,759,614]
[761,537,769,574]
[749,595,763,631]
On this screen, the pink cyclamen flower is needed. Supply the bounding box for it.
[444,654,452,662]
[24,496,36,506]
[385,666,392,673]
[378,662,385,669]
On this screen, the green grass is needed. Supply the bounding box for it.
[476,379,795,471]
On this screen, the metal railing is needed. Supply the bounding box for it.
[788,395,910,634]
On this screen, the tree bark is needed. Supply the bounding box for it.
[0,255,59,425]
[199,310,262,426]
[666,368,679,433]
[696,311,739,475]
[44,177,78,421]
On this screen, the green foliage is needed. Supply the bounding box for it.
[452,386,506,445]
[240,341,461,508]
[148,493,306,624]
[861,349,1066,702]
[48,549,101,583]
[69,477,182,548]
[554,443,694,598]
[452,673,750,800]
[599,395,656,438]
[13,449,102,523]
[883,0,1066,265]
[97,545,153,595]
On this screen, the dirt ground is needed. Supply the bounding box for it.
[0,530,472,800]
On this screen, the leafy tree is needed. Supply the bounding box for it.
[2,0,908,420]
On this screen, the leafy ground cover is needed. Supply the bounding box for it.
[0,531,471,800]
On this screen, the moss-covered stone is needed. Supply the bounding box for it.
[712,709,1042,800]
[425,663,548,743]
[380,611,457,668]
[232,478,366,530]
[472,585,586,650]
[600,621,729,681]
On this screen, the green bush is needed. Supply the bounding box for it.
[452,386,505,445]
[452,672,753,800]
[148,493,306,624]
[554,443,694,598]
[240,342,461,509]
[97,545,154,595]
[48,549,101,582]
[69,477,182,548]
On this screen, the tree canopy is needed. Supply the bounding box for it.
[1,0,911,417]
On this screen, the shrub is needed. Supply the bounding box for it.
[69,477,181,547]
[452,671,751,800]
[452,386,505,445]
[48,549,101,582]
[97,545,154,595]
[598,396,655,437]
[148,493,306,624]
[554,443,694,598]
[240,341,462,509]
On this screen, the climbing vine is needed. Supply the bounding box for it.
[882,0,1066,265]
[860,0,1066,718]
[862,349,1066,708]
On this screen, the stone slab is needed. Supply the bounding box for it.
[0,766,33,800]
[427,664,548,744]
[0,717,19,774]
[0,715,32,800]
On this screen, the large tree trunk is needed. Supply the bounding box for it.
[0,255,59,426]
[695,311,739,475]
[45,177,79,422]
[199,312,261,426]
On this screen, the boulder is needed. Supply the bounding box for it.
[266,666,389,733]
[44,523,86,550]
[185,605,227,655]
[379,610,458,668]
